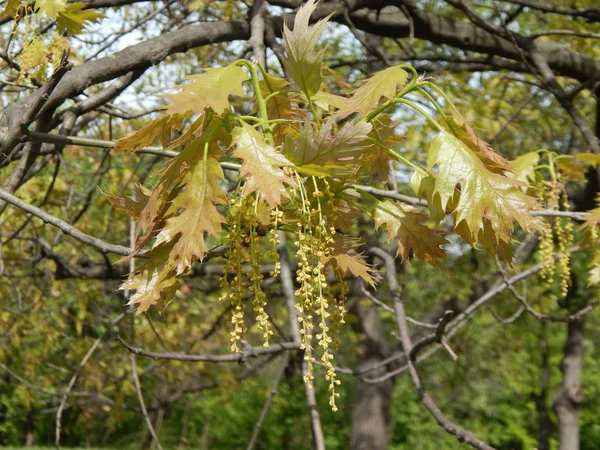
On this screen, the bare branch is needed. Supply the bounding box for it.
[130,354,164,450]
[119,336,300,362]
[370,246,497,450]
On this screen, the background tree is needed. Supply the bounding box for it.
[1,1,600,449]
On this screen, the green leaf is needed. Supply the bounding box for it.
[281,0,330,97]
[154,154,227,274]
[232,122,296,207]
[163,64,248,115]
[428,131,541,247]
[444,113,513,174]
[573,153,600,166]
[120,243,179,314]
[285,119,371,178]
[323,236,375,286]
[114,116,170,153]
[35,0,66,18]
[509,151,540,184]
[374,200,447,269]
[57,2,104,36]
[335,66,408,119]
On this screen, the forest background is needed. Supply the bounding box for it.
[1,1,600,449]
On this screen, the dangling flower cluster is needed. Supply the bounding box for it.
[219,195,250,352]
[556,190,573,297]
[586,225,600,295]
[220,193,272,351]
[539,181,559,281]
[292,173,342,410]
[248,199,273,347]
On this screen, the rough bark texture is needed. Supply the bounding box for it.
[534,322,552,450]
[553,317,585,450]
[349,298,394,450]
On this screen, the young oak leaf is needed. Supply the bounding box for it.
[114,116,171,153]
[286,119,371,178]
[57,2,104,36]
[231,122,296,207]
[374,200,447,269]
[509,151,540,184]
[323,235,375,286]
[362,114,402,180]
[335,65,408,119]
[281,0,331,98]
[154,156,227,274]
[121,243,180,314]
[105,184,151,220]
[259,73,297,121]
[428,131,541,245]
[444,112,513,175]
[163,64,248,116]
[35,0,67,19]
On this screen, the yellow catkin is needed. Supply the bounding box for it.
[539,181,558,280]
[219,196,249,352]
[556,190,573,298]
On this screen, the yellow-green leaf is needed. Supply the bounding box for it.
[232,122,296,207]
[335,66,408,119]
[57,2,104,36]
[163,64,248,115]
[510,151,540,184]
[374,200,447,269]
[281,0,330,97]
[154,155,227,274]
[428,131,541,246]
[35,0,66,18]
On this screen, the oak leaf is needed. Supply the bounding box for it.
[57,2,104,36]
[154,155,227,274]
[163,64,248,115]
[286,119,371,178]
[323,235,375,286]
[232,122,296,207]
[335,66,408,119]
[374,200,447,269]
[121,243,179,314]
[281,0,330,97]
[428,131,541,246]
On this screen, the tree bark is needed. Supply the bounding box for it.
[349,297,394,450]
[534,322,552,450]
[553,317,585,450]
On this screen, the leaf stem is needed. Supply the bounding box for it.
[366,137,428,175]
[235,60,273,143]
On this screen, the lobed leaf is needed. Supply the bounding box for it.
[281,0,330,98]
[428,131,541,248]
[154,155,227,274]
[323,235,375,286]
[374,200,447,269]
[232,122,296,207]
[335,66,408,119]
[163,64,248,116]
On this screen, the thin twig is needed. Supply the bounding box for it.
[246,353,289,450]
[371,246,497,450]
[130,354,164,450]
[119,336,300,362]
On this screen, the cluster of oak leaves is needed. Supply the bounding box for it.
[106,0,600,410]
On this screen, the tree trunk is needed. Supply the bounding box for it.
[553,317,585,450]
[535,322,552,450]
[349,298,394,450]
